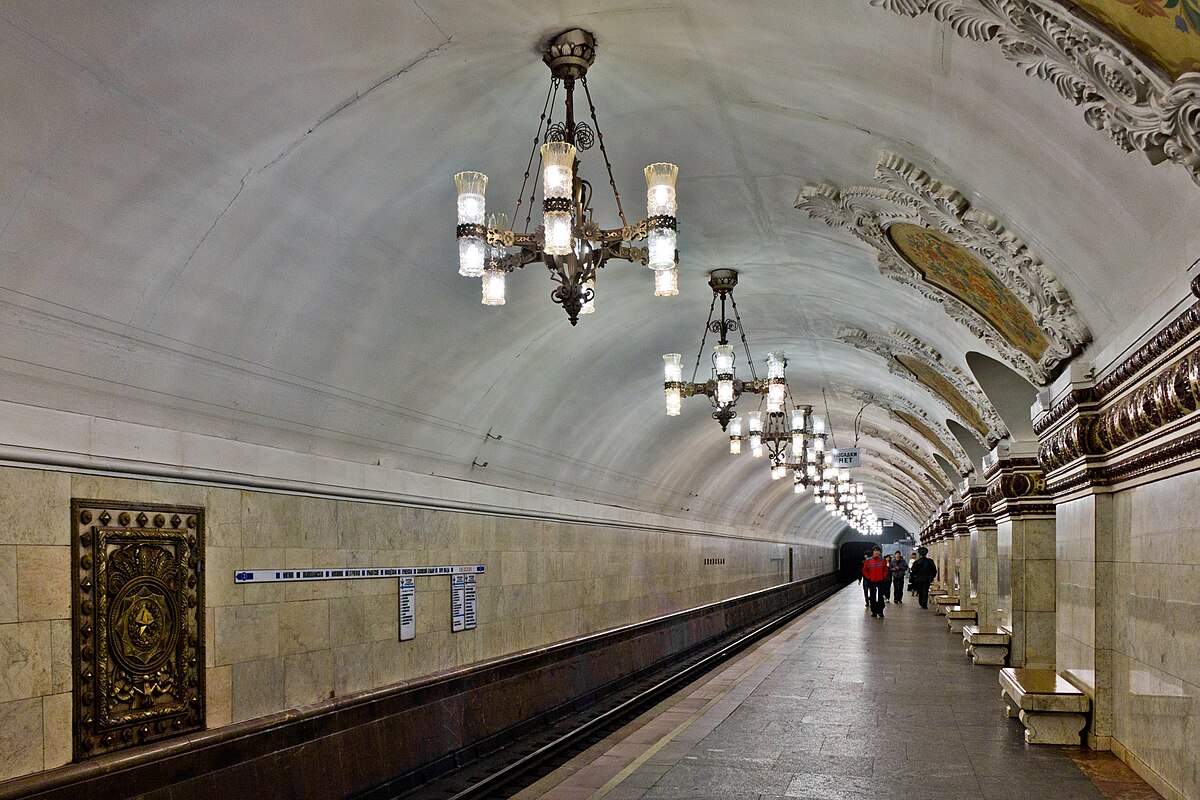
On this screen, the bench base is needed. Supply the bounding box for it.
[1017,709,1087,745]
[969,643,1008,665]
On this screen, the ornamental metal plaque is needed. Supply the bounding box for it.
[72,500,205,759]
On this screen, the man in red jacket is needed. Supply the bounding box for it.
[862,546,890,618]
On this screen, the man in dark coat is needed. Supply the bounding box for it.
[909,546,938,609]
[861,546,890,618]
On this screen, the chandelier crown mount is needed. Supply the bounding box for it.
[543,29,597,79]
[708,268,738,295]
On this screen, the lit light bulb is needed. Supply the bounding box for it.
[647,229,676,270]
[481,268,505,306]
[663,353,682,416]
[654,267,679,297]
[644,163,679,216]
[458,237,486,278]
[729,417,743,455]
[544,212,572,255]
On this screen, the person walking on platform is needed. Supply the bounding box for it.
[910,546,938,609]
[862,546,890,618]
[889,551,907,604]
[908,551,918,597]
[860,552,871,607]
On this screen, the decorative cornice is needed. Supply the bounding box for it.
[839,327,1009,443]
[1093,300,1200,399]
[985,457,1054,519]
[868,0,1200,188]
[962,485,996,528]
[799,154,1090,384]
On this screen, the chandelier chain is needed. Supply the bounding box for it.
[690,291,719,384]
[581,77,627,228]
[513,80,558,233]
[727,293,759,383]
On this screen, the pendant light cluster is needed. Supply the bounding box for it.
[454,29,679,325]
[662,269,768,431]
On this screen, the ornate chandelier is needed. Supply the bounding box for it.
[734,401,829,488]
[817,472,881,535]
[662,269,770,431]
[454,29,680,325]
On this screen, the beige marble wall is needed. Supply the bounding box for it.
[1056,497,1097,677]
[1108,474,1200,799]
[956,533,972,599]
[996,525,1012,629]
[0,465,833,783]
[971,523,998,626]
[1002,515,1056,669]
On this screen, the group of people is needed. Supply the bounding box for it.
[860,545,937,618]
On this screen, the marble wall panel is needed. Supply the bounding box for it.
[0,696,43,781]
[0,464,835,784]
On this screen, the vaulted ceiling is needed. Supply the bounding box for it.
[1,1,1197,543]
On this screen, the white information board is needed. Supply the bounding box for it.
[451,575,466,633]
[234,563,485,584]
[399,578,416,642]
[833,448,861,467]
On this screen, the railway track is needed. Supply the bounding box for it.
[366,582,842,800]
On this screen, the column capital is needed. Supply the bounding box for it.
[984,449,1054,522]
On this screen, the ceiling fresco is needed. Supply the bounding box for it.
[894,354,990,439]
[1075,0,1200,78]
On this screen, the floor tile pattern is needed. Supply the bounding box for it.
[517,585,1163,800]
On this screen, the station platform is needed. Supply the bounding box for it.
[516,585,1160,800]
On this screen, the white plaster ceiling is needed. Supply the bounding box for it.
[1,1,1197,541]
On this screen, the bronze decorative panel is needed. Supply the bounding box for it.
[72,500,205,759]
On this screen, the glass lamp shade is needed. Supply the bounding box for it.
[791,432,805,453]
[665,386,681,415]
[653,266,679,297]
[750,436,762,458]
[793,480,805,494]
[544,211,572,255]
[458,237,486,278]
[814,436,826,452]
[716,378,734,404]
[713,344,735,374]
[647,228,676,270]
[766,351,786,380]
[748,411,763,434]
[644,163,679,216]
[812,415,825,435]
[663,353,683,383]
[806,463,817,479]
[481,268,505,305]
[541,143,576,199]
[790,408,806,432]
[581,277,596,315]
[729,417,742,454]
[771,464,786,480]
[729,437,741,455]
[454,171,487,225]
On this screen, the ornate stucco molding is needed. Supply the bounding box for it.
[851,388,975,474]
[863,444,948,500]
[859,452,943,513]
[798,154,1090,384]
[1036,282,1200,493]
[868,0,1200,188]
[861,422,955,489]
[962,483,996,529]
[839,326,1010,443]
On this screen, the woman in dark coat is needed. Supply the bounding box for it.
[909,546,938,609]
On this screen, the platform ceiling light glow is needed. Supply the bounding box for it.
[663,269,772,433]
[454,29,680,325]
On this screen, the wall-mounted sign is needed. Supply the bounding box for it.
[833,448,861,467]
[399,578,416,642]
[234,563,485,584]
[882,520,894,528]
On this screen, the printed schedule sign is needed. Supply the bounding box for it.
[234,563,485,584]
[451,575,466,633]
[399,578,416,642]
[463,575,477,630]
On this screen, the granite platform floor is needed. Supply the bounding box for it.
[515,584,1162,800]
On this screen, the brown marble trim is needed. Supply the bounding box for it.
[1048,430,1200,494]
[0,573,837,800]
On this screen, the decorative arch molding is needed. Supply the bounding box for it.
[850,388,975,474]
[859,454,944,513]
[839,327,1010,443]
[862,445,950,502]
[861,423,956,491]
[867,0,1200,188]
[797,153,1091,385]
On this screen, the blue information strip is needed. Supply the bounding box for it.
[234,564,486,584]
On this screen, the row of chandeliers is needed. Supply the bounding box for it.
[451,28,878,531]
[662,270,881,535]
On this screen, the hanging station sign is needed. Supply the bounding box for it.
[833,448,861,467]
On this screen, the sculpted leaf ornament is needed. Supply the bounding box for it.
[868,0,1200,186]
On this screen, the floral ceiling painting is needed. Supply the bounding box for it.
[1076,0,1200,78]
[886,223,1051,363]
[894,354,991,439]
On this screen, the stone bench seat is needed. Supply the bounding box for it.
[933,595,959,615]
[962,625,1009,666]
[999,668,1090,745]
[945,605,977,633]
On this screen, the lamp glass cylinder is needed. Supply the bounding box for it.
[644,163,678,216]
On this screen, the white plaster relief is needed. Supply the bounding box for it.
[867,0,1200,188]
[861,423,955,489]
[839,327,1010,443]
[798,153,1091,385]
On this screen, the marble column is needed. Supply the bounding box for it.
[986,442,1055,670]
[963,480,998,626]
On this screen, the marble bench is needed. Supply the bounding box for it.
[933,595,959,616]
[962,625,1009,666]
[946,605,977,633]
[999,668,1090,745]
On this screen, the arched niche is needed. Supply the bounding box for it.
[947,418,989,473]
[966,351,1039,440]
[933,453,962,486]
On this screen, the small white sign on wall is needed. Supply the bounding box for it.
[399,577,416,642]
[463,575,477,630]
[451,574,466,633]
